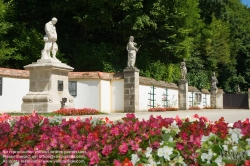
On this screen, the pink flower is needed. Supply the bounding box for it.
[114,159,121,166]
[152,141,160,149]
[119,142,128,154]
[176,143,184,150]
[181,132,188,139]
[142,133,149,139]
[130,141,139,151]
[126,113,136,119]
[111,127,120,136]
[49,138,58,148]
[133,122,140,131]
[102,145,113,156]
[87,151,100,165]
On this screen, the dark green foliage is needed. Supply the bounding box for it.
[0,0,250,92]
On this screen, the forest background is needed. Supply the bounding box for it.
[0,0,250,93]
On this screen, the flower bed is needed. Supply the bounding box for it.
[0,112,249,166]
[203,106,215,109]
[188,106,201,110]
[148,107,178,112]
[53,108,99,116]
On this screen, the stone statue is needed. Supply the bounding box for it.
[180,58,187,80]
[126,36,140,68]
[237,84,241,93]
[211,72,218,89]
[41,17,59,60]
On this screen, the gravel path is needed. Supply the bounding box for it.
[65,109,250,123]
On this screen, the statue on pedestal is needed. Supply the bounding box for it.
[180,58,187,80]
[41,17,59,60]
[126,36,140,68]
[211,72,218,90]
[237,84,241,93]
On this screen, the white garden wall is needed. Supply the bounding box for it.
[188,90,211,108]
[139,85,179,111]
[216,93,223,109]
[100,80,111,113]
[111,79,124,112]
[202,93,211,107]
[0,68,213,113]
[73,79,100,110]
[0,77,29,113]
[139,85,150,111]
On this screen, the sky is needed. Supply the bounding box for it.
[241,0,250,6]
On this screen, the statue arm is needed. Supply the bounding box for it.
[45,22,57,41]
[45,23,52,39]
[128,42,138,51]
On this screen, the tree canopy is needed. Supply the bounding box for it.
[0,0,250,92]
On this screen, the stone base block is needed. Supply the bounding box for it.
[21,102,74,113]
[178,80,188,110]
[21,91,74,113]
[21,58,74,113]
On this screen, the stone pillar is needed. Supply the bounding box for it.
[21,59,74,113]
[123,67,139,112]
[210,88,217,108]
[178,80,188,110]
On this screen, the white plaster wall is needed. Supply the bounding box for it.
[139,85,179,111]
[139,85,151,111]
[73,79,100,110]
[0,77,29,113]
[166,89,178,108]
[188,92,202,108]
[216,93,223,109]
[154,87,166,107]
[100,80,111,113]
[202,94,211,107]
[188,92,211,108]
[188,92,195,107]
[111,79,124,112]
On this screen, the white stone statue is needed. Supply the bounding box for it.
[126,36,140,68]
[41,17,59,60]
[180,58,187,80]
[211,72,218,89]
[237,84,241,93]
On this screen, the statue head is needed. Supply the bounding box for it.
[51,17,58,25]
[129,36,134,42]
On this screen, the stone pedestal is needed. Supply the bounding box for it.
[178,80,188,110]
[123,67,139,112]
[210,88,217,108]
[21,59,74,113]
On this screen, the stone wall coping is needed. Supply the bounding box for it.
[139,76,178,89]
[201,89,211,94]
[0,67,123,80]
[217,88,224,94]
[0,67,179,89]
[0,67,29,78]
[188,86,211,94]
[188,86,201,92]
[69,71,124,80]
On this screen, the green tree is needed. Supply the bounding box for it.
[0,0,15,67]
[220,0,250,92]
[2,0,250,92]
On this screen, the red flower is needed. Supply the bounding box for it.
[121,158,133,166]
[245,160,250,166]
